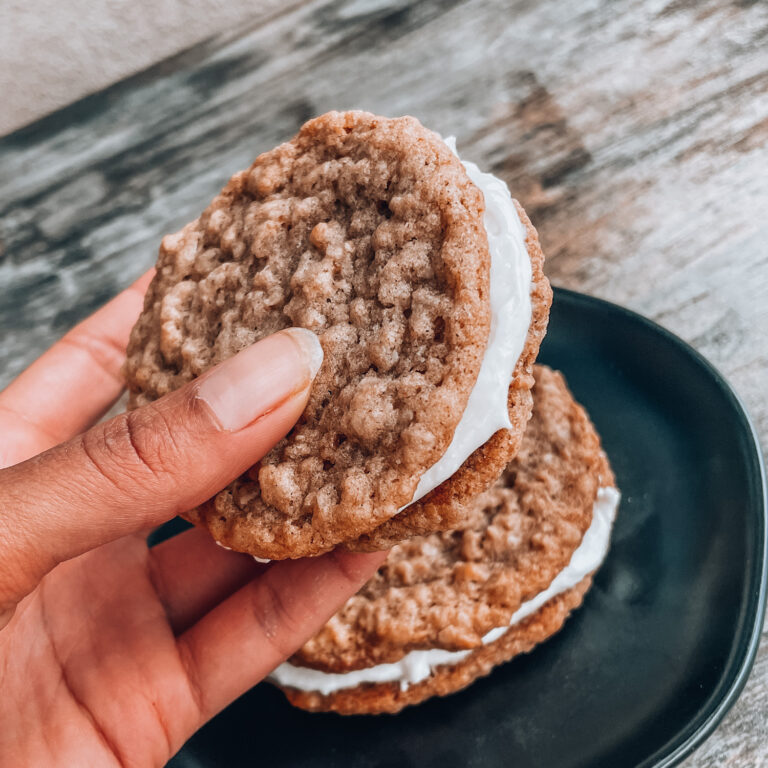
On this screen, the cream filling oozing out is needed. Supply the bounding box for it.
[269,487,620,695]
[405,139,532,507]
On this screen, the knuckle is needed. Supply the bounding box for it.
[81,406,182,492]
[122,407,178,479]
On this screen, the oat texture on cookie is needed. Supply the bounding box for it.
[124,111,492,559]
[345,200,551,552]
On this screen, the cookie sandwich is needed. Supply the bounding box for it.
[125,111,551,559]
[271,366,620,714]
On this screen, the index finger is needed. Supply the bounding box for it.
[0,269,153,466]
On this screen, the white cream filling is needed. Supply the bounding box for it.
[406,139,532,507]
[212,540,272,565]
[269,487,620,696]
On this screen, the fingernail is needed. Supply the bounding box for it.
[196,328,323,432]
[282,327,324,381]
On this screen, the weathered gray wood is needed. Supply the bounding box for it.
[0,0,766,764]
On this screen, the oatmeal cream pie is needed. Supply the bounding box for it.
[124,111,550,559]
[270,366,620,714]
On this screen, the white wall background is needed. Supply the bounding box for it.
[0,0,288,136]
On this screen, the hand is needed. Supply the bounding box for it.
[0,271,387,766]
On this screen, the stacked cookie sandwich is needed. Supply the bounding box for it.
[125,111,619,713]
[271,366,618,713]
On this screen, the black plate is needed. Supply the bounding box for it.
[167,287,767,768]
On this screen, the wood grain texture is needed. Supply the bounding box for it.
[0,0,766,764]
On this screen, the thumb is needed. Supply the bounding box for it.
[0,328,323,628]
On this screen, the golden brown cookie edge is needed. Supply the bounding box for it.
[279,574,592,715]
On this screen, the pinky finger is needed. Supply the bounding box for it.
[175,549,387,725]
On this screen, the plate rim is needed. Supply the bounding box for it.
[551,286,768,768]
[170,288,767,768]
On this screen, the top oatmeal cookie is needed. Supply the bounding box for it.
[125,111,492,559]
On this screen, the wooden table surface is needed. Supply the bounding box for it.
[0,0,766,764]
